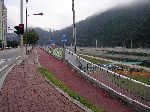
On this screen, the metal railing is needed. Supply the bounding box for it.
[65,49,150,110]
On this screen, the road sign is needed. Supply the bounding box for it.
[50,38,56,46]
[61,34,67,44]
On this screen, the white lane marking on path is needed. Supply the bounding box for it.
[8,59,12,61]
[0,65,8,72]
[16,56,21,60]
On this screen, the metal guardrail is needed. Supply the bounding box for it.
[65,49,150,111]
[43,46,150,111]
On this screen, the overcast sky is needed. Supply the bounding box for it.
[5,0,143,30]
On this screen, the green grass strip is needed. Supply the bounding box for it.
[129,75,150,85]
[38,67,106,112]
[79,55,110,64]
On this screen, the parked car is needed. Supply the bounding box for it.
[97,63,123,70]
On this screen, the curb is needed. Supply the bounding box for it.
[42,74,92,112]
[37,50,92,112]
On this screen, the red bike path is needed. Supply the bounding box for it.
[38,48,134,112]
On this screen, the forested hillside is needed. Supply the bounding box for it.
[32,27,52,46]
[51,2,150,48]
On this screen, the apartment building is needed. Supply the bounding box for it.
[0,0,2,41]
[0,0,7,49]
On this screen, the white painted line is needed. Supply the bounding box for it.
[0,59,5,61]
[8,59,12,61]
[0,65,8,72]
[0,59,5,64]
[68,59,150,110]
[16,56,21,60]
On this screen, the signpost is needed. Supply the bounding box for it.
[50,38,56,46]
[61,34,67,48]
[61,34,67,61]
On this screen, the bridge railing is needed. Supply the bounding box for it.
[65,49,150,111]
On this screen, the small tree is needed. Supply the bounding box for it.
[24,29,39,48]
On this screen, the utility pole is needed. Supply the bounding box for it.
[26,1,28,54]
[72,0,76,54]
[96,40,97,48]
[131,38,133,49]
[20,0,24,59]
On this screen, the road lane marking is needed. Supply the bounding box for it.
[16,56,21,60]
[0,65,8,72]
[0,59,5,64]
[16,56,19,59]
[8,59,12,61]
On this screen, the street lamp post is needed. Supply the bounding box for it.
[72,0,76,54]
[61,34,67,61]
[25,0,43,54]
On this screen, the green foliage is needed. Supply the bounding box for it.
[33,27,52,46]
[106,50,150,57]
[24,29,39,45]
[129,76,150,85]
[79,55,109,64]
[51,3,150,48]
[38,67,105,112]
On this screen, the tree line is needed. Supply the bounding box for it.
[50,2,150,48]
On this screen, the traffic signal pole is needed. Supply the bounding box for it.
[20,0,24,59]
[72,0,76,54]
[26,6,28,55]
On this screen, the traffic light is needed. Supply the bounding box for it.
[14,24,24,35]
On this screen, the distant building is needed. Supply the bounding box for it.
[0,0,7,49]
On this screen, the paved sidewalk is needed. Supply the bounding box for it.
[38,48,134,112]
[0,49,85,112]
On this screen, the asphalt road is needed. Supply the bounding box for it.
[0,48,22,73]
[0,48,26,91]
